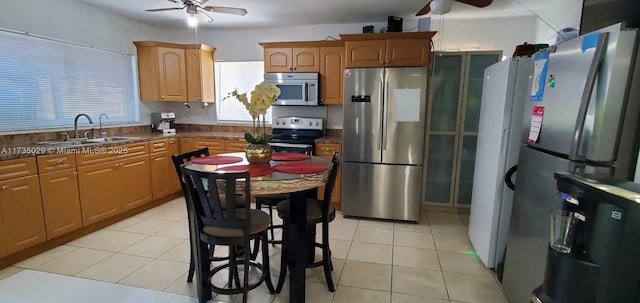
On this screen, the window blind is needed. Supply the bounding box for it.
[215,61,271,123]
[0,29,138,132]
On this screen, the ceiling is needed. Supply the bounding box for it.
[72,0,565,29]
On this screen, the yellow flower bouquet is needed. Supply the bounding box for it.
[228,81,281,144]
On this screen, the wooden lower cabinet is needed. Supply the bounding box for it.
[224,139,248,152]
[150,152,173,200]
[39,168,83,239]
[78,155,152,224]
[315,143,342,209]
[168,138,181,193]
[0,214,6,257]
[0,175,46,254]
[77,161,122,226]
[192,138,225,154]
[120,155,152,211]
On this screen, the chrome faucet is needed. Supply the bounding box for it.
[74,114,94,138]
[99,113,109,138]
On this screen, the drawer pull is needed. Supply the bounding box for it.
[2,186,7,190]
[57,160,64,165]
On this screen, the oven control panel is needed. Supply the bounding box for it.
[273,117,323,130]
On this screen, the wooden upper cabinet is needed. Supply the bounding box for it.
[262,43,320,73]
[385,38,430,67]
[292,48,320,72]
[320,46,345,105]
[186,48,215,103]
[344,40,386,68]
[341,32,436,68]
[157,47,188,101]
[134,41,216,102]
[264,48,292,73]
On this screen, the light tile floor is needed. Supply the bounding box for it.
[0,197,508,303]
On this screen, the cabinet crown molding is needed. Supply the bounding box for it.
[133,41,216,52]
[340,31,437,41]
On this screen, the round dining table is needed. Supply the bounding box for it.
[184,152,332,303]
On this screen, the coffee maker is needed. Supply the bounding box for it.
[151,112,176,134]
[531,172,640,303]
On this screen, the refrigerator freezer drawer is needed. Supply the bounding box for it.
[341,162,422,222]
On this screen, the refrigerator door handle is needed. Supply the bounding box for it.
[383,81,389,150]
[569,32,608,160]
[379,80,384,151]
[504,165,518,191]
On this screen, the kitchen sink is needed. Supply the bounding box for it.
[37,136,142,146]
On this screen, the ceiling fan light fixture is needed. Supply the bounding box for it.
[430,0,453,15]
[187,14,199,27]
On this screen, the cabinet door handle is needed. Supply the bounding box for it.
[1,186,7,190]
[73,172,78,176]
[161,96,165,99]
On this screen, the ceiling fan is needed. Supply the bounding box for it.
[146,0,247,23]
[416,0,493,16]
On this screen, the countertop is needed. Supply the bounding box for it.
[0,131,340,160]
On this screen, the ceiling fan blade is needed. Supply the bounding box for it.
[197,9,215,22]
[203,6,248,16]
[145,7,183,12]
[454,0,493,8]
[415,2,432,16]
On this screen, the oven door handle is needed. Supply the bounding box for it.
[304,82,309,101]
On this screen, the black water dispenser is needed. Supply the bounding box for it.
[532,172,640,303]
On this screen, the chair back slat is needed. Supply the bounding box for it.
[171,148,210,194]
[322,152,341,206]
[182,166,251,235]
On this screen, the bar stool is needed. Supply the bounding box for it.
[275,152,341,292]
[182,166,275,303]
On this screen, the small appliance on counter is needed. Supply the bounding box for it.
[530,172,640,303]
[151,112,176,134]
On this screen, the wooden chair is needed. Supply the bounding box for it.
[182,166,275,303]
[275,152,341,292]
[171,148,247,282]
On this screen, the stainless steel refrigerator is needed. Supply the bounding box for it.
[342,67,428,222]
[502,23,640,303]
[468,57,533,270]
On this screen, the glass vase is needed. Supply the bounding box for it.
[245,143,272,165]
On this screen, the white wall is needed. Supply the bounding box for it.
[0,0,167,128]
[427,16,536,55]
[529,0,583,44]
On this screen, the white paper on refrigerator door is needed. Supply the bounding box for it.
[393,88,421,122]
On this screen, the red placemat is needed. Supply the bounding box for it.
[272,162,328,174]
[191,155,243,165]
[215,164,274,177]
[271,152,310,161]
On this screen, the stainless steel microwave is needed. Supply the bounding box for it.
[264,73,319,106]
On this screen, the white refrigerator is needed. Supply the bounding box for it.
[467,58,533,269]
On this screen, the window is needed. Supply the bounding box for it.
[0,29,138,132]
[215,61,270,123]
